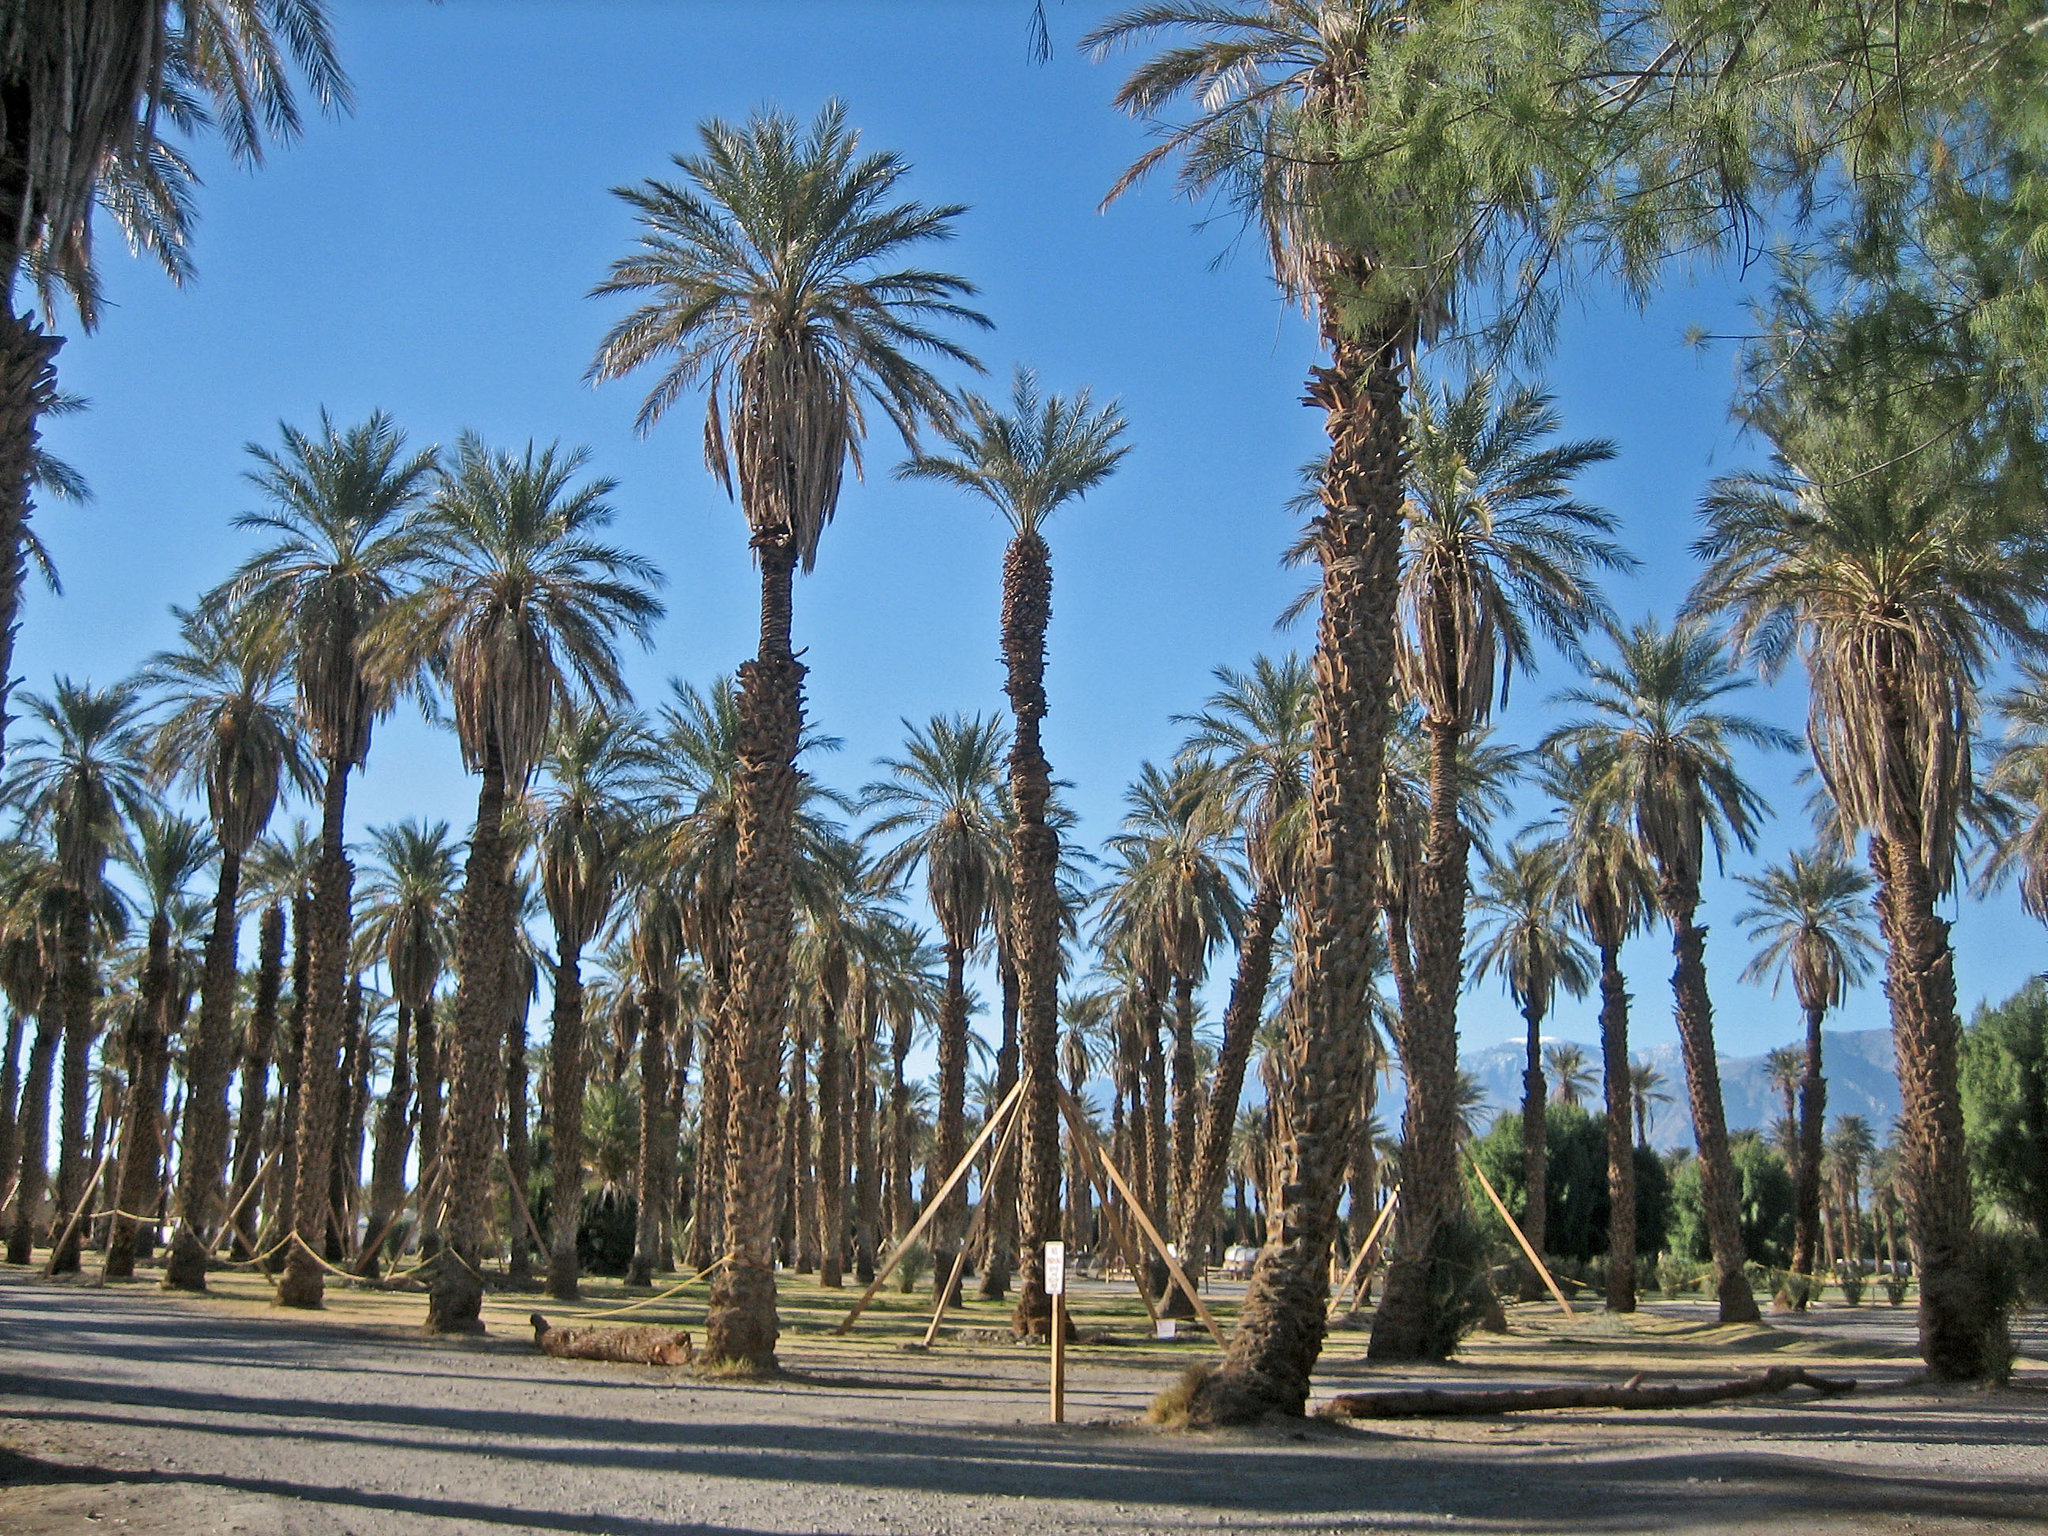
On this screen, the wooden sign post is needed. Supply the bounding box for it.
[1045,1240,1067,1425]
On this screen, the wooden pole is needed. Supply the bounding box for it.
[1054,1090,1160,1329]
[1058,1085,1226,1349]
[921,1098,1025,1348]
[838,1079,1024,1335]
[1463,1146,1573,1318]
[41,1150,113,1276]
[353,1152,439,1279]
[1328,1188,1400,1319]
[497,1151,549,1259]
[213,1146,281,1256]
[1050,1289,1067,1423]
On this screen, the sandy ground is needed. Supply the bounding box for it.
[0,1264,2044,1535]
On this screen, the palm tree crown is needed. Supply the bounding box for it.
[862,713,1009,955]
[358,820,460,1014]
[1176,653,1313,896]
[1469,836,1594,1024]
[3,677,154,891]
[1736,847,1879,1018]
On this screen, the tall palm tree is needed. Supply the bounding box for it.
[235,820,315,1253]
[0,4,345,771]
[1690,406,2048,1377]
[1470,835,1593,1298]
[1826,1113,1878,1277]
[366,434,661,1332]
[1764,1045,1804,1169]
[354,819,459,1275]
[2,677,150,1272]
[102,807,212,1278]
[228,409,437,1307]
[1370,372,1622,1360]
[146,598,307,1289]
[1168,654,1312,1289]
[863,713,1008,1303]
[591,102,986,1368]
[1545,618,1794,1323]
[1736,848,1878,1304]
[531,702,652,1300]
[897,365,1129,1331]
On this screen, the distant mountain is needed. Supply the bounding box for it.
[1456,1028,1901,1151]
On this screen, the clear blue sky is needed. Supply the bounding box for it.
[26,0,2041,1080]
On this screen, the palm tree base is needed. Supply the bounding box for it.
[424,1250,486,1333]
[161,1231,212,1292]
[1715,1268,1762,1325]
[704,1263,779,1369]
[275,1254,325,1310]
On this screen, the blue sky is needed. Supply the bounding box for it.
[24,0,2042,1084]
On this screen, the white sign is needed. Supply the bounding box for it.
[1155,1318,1177,1341]
[1044,1241,1066,1296]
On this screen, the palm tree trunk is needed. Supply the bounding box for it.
[791,1013,819,1274]
[1372,711,1474,1359]
[48,892,95,1274]
[278,758,358,1308]
[628,997,669,1287]
[687,958,729,1271]
[163,840,250,1285]
[1170,880,1282,1304]
[979,956,1018,1302]
[503,957,533,1289]
[1517,996,1549,1303]
[546,942,588,1300]
[1871,830,1986,1377]
[1597,945,1637,1312]
[816,994,846,1288]
[6,994,58,1264]
[1790,1002,1828,1301]
[272,892,311,1248]
[853,992,880,1282]
[889,1005,912,1242]
[0,1005,24,1208]
[0,310,60,774]
[706,535,804,1369]
[1169,971,1199,1213]
[1142,1005,1169,1261]
[356,1001,413,1279]
[105,913,174,1278]
[931,940,969,1301]
[1195,310,1406,1424]
[1664,888,1759,1324]
[228,901,286,1259]
[661,1000,688,1270]
[328,978,367,1260]
[426,736,513,1332]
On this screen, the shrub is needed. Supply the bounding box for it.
[1466,1104,1672,1264]
[1668,1131,1794,1268]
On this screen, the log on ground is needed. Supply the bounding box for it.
[1317,1365,1855,1420]
[530,1313,694,1366]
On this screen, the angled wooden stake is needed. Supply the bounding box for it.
[1463,1146,1573,1318]
[1329,1187,1400,1319]
[921,1096,1026,1347]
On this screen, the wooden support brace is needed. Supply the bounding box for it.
[921,1094,1026,1348]
[1463,1146,1573,1318]
[42,1151,112,1276]
[1329,1187,1400,1319]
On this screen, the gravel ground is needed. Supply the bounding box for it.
[0,1269,2044,1535]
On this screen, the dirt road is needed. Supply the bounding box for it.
[1,1271,2042,1535]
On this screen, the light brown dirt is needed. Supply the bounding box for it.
[0,1265,2043,1534]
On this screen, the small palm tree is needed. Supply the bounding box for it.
[1471,834,1593,1297]
[592,102,987,1369]
[3,678,151,1272]
[1737,847,1877,1302]
[228,409,437,1307]
[145,598,309,1290]
[863,713,1008,1302]
[1981,659,2048,932]
[1546,617,1795,1324]
[899,365,1129,1334]
[367,434,662,1331]
[1542,1043,1596,1108]
[1629,1061,1671,1151]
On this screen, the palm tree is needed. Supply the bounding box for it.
[145,598,307,1289]
[1545,618,1795,1324]
[1629,1061,1669,1152]
[235,821,316,1254]
[1983,660,2048,929]
[228,410,437,1307]
[1736,848,1878,1305]
[1690,409,2048,1377]
[532,703,652,1300]
[1764,1045,1804,1170]
[1368,372,1623,1360]
[0,5,344,771]
[591,102,986,1368]
[1168,654,1312,1288]
[897,365,1128,1330]
[366,434,661,1332]
[1542,1043,1596,1108]
[1826,1114,1878,1281]
[2,678,150,1272]
[103,808,212,1278]
[1470,835,1593,1298]
[354,819,459,1277]
[863,713,1008,1303]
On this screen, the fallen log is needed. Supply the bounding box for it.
[530,1313,694,1366]
[1317,1365,1855,1420]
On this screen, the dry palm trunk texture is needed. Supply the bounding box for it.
[791,1015,820,1274]
[426,739,514,1331]
[504,969,535,1290]
[228,902,286,1259]
[105,915,175,1278]
[852,994,880,1281]
[1517,998,1549,1303]
[628,1002,670,1287]
[531,1313,693,1365]
[1002,527,1065,1335]
[1664,884,1759,1323]
[327,983,366,1262]
[815,995,846,1288]
[271,893,312,1248]
[1791,1001,1828,1293]
[164,847,249,1288]
[1597,948,1637,1311]
[48,897,95,1274]
[1872,831,1986,1377]
[546,947,589,1299]
[277,764,357,1308]
[930,942,969,1299]
[1169,974,1200,1209]
[707,536,804,1368]
[357,1002,413,1278]
[7,1008,58,1264]
[687,961,731,1272]
[1320,1365,1854,1419]
[0,1010,23,1203]
[888,1005,912,1240]
[0,311,60,771]
[978,959,1019,1302]
[1193,315,1404,1420]
[1170,881,1283,1300]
